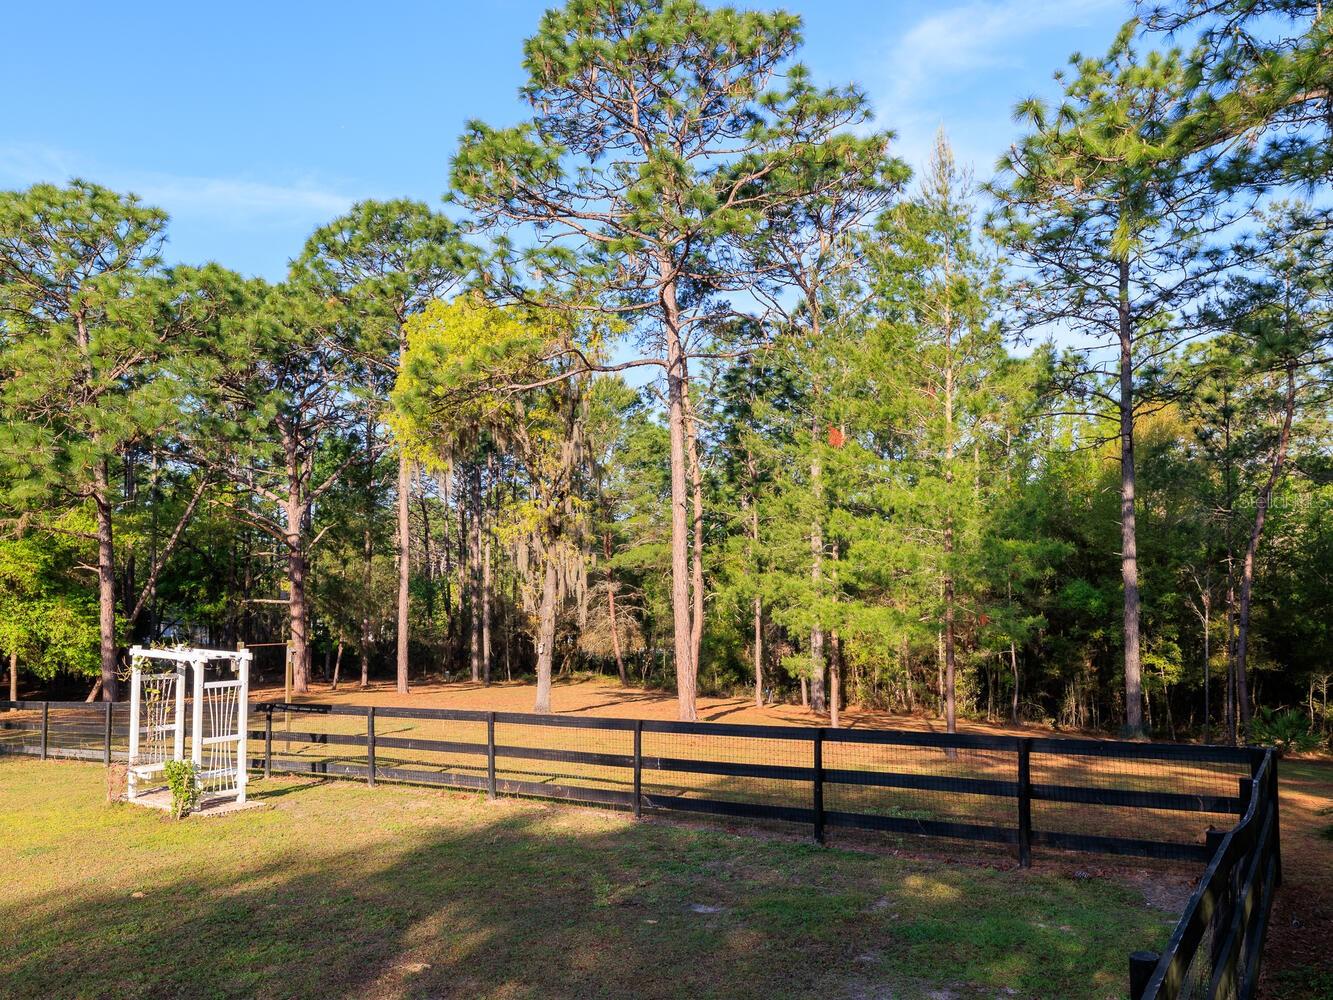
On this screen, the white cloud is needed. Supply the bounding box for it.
[883,0,1118,108]
[0,142,355,227]
[865,0,1123,176]
[131,175,353,222]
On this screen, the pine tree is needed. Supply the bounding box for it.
[295,200,473,694]
[1,182,168,700]
[451,0,891,720]
[989,28,1231,735]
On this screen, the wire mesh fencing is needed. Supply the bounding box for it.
[3,698,1265,868]
[1,697,1280,998]
[0,701,127,763]
[1129,750,1280,1000]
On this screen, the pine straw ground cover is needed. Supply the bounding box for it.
[1,756,1185,1000]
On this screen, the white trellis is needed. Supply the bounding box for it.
[127,646,251,806]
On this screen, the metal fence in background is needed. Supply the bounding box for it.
[0,698,1281,998]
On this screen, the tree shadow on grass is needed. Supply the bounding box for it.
[0,774,1171,1000]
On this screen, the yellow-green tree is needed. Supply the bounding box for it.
[393,298,603,712]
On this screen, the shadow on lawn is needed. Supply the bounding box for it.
[0,776,1170,1000]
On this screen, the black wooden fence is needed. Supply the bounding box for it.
[1129,749,1281,1000]
[238,701,1265,865]
[1,699,1280,997]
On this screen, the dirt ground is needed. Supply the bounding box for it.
[1257,756,1333,1000]
[253,673,1052,735]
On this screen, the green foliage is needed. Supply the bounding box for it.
[162,759,200,819]
[1249,707,1324,755]
[0,181,172,507]
[0,527,101,679]
[0,0,1329,739]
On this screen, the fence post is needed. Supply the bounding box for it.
[264,706,273,779]
[812,728,825,844]
[1205,827,1231,970]
[1258,757,1279,890]
[103,701,113,765]
[1017,737,1033,868]
[486,712,497,800]
[366,706,377,787]
[633,719,643,819]
[40,701,49,760]
[1129,950,1158,1000]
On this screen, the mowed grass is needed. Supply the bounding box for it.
[0,757,1179,1000]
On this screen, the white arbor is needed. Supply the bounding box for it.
[127,646,251,805]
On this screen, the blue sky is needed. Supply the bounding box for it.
[2,0,1133,280]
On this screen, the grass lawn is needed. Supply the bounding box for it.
[0,756,1183,1000]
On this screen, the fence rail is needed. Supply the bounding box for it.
[1130,750,1281,1000]
[0,698,1280,997]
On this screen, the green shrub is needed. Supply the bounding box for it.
[162,760,200,819]
[1249,707,1323,755]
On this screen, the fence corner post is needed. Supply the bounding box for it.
[1269,751,1282,888]
[632,719,643,819]
[1017,737,1033,868]
[264,705,273,779]
[40,701,49,760]
[366,706,377,787]
[486,711,497,800]
[1129,950,1158,1000]
[103,700,113,765]
[812,728,825,845]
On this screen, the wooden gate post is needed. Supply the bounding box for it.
[812,728,825,844]
[264,706,273,779]
[1017,738,1033,868]
[486,712,497,800]
[1261,751,1282,887]
[633,719,643,819]
[1129,950,1158,1000]
[103,701,113,765]
[366,706,377,787]
[40,701,49,760]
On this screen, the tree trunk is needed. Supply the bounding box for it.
[1234,361,1296,740]
[362,413,374,690]
[442,462,454,626]
[830,630,841,728]
[1010,640,1020,725]
[419,485,435,625]
[605,532,626,685]
[287,562,310,694]
[332,633,343,690]
[746,453,763,709]
[482,528,493,685]
[684,380,705,684]
[753,595,763,709]
[809,412,826,715]
[282,453,310,698]
[94,458,119,702]
[1200,590,1211,745]
[534,551,559,713]
[943,393,957,735]
[468,462,483,683]
[8,650,16,702]
[1118,260,1144,736]
[1221,390,1238,744]
[396,453,412,694]
[661,264,697,721]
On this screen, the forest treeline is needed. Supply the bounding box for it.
[1,1,1330,745]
